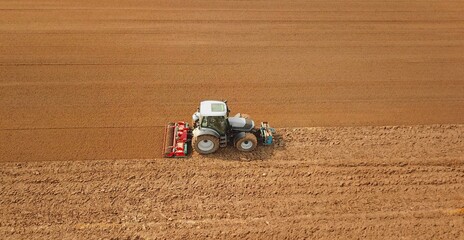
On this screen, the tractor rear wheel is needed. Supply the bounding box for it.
[192,135,220,154]
[235,133,258,152]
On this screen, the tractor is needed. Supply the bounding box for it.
[163,100,275,157]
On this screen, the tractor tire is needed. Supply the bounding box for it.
[235,133,258,152]
[192,135,220,154]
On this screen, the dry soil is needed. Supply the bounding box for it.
[1,125,464,239]
[1,0,464,162]
[1,0,464,239]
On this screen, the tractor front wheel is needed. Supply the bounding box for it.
[192,135,220,154]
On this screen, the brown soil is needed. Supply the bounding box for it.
[1,125,464,239]
[1,0,464,239]
[1,0,464,162]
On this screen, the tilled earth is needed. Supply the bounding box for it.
[1,0,464,239]
[1,125,463,239]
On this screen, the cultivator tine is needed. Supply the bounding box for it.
[163,122,175,157]
[162,121,190,158]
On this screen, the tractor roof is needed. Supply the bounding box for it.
[200,100,227,117]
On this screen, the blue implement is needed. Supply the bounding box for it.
[260,122,276,145]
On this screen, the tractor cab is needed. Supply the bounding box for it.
[193,100,229,135]
[200,116,227,135]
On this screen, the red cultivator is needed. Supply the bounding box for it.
[162,121,190,158]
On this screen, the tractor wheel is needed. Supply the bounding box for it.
[235,133,258,152]
[192,135,220,154]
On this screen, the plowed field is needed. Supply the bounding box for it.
[1,125,463,239]
[1,0,463,239]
